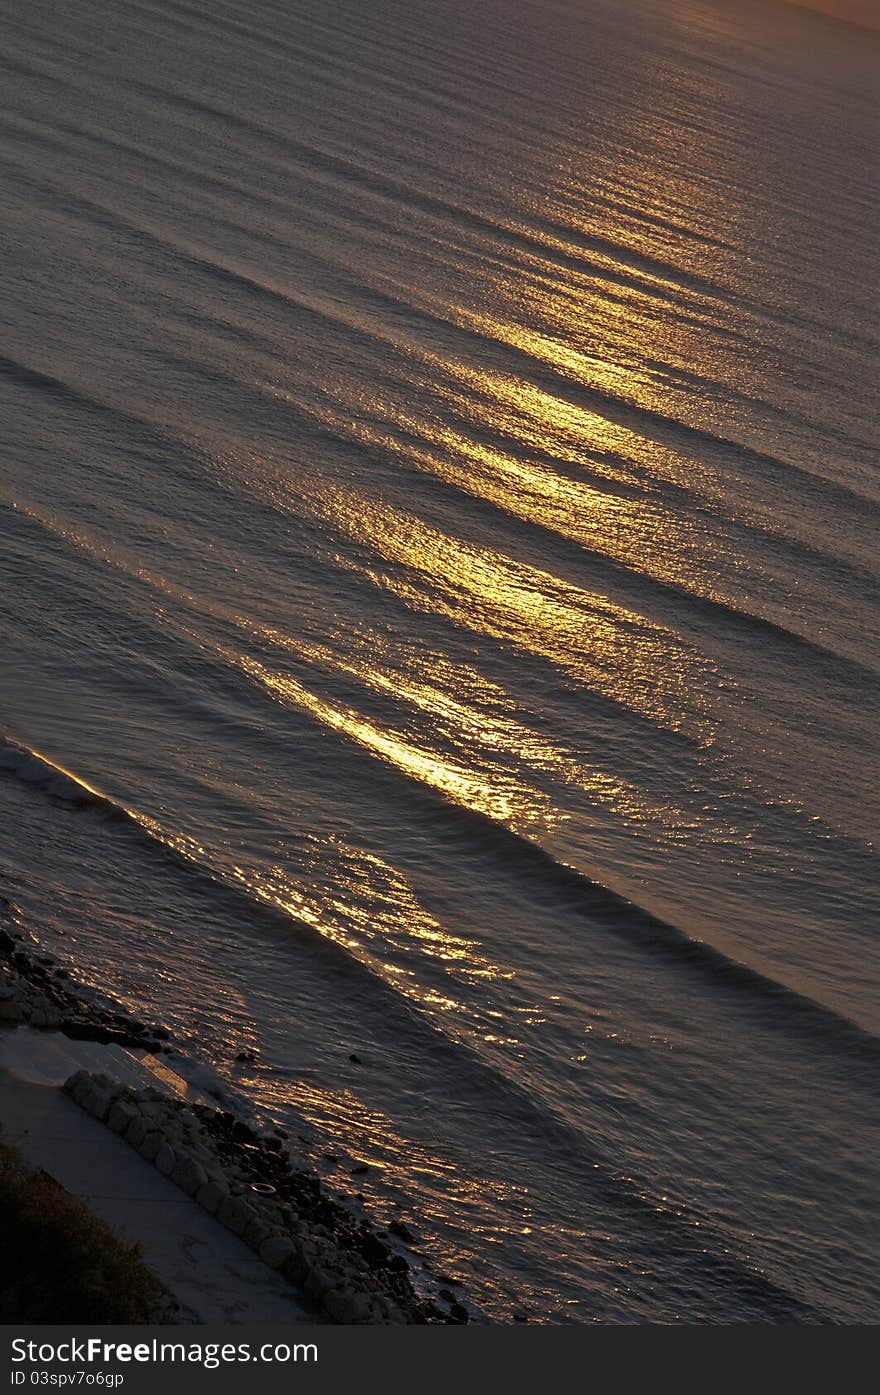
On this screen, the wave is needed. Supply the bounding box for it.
[2,729,876,1079]
[0,351,193,477]
[2,101,876,521]
[3,349,876,788]
[4,62,876,467]
[0,738,125,813]
[280,389,880,686]
[3,155,876,666]
[5,307,873,700]
[0,728,827,1320]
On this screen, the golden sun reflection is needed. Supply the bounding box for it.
[231,838,502,982]
[9,496,689,849]
[261,291,735,623]
[330,370,716,598]
[137,807,507,1016]
[308,486,712,738]
[239,652,553,830]
[232,620,690,831]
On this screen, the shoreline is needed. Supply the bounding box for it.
[0,912,470,1326]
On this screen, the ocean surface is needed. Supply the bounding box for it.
[1,0,878,1323]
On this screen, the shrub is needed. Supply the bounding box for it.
[0,1138,167,1322]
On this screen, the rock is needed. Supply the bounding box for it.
[196,1181,226,1215]
[359,1232,392,1269]
[62,1070,89,1099]
[205,1169,229,1196]
[324,1287,377,1324]
[324,1288,352,1323]
[339,1291,376,1324]
[71,1073,94,1105]
[281,1249,308,1286]
[259,1236,294,1270]
[155,1143,177,1176]
[0,997,22,1022]
[388,1219,416,1243]
[171,1153,208,1197]
[243,1214,271,1249]
[29,1007,48,1028]
[138,1131,163,1163]
[126,1116,147,1149]
[218,1196,253,1238]
[373,1296,405,1324]
[305,1265,333,1301]
[228,1205,258,1241]
[85,1088,113,1122]
[232,1120,258,1144]
[348,1053,363,1065]
[108,1101,138,1136]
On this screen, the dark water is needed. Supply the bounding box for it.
[1,0,878,1322]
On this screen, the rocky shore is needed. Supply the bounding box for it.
[0,923,168,1051]
[1,921,469,1325]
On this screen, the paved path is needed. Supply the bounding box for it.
[0,1031,316,1323]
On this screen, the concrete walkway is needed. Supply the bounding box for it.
[0,1030,315,1323]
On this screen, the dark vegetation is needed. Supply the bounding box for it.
[0,1136,168,1322]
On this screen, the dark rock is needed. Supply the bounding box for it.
[388,1219,416,1243]
[359,1233,392,1269]
[232,1120,258,1144]
[348,1053,363,1064]
[60,1021,158,1052]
